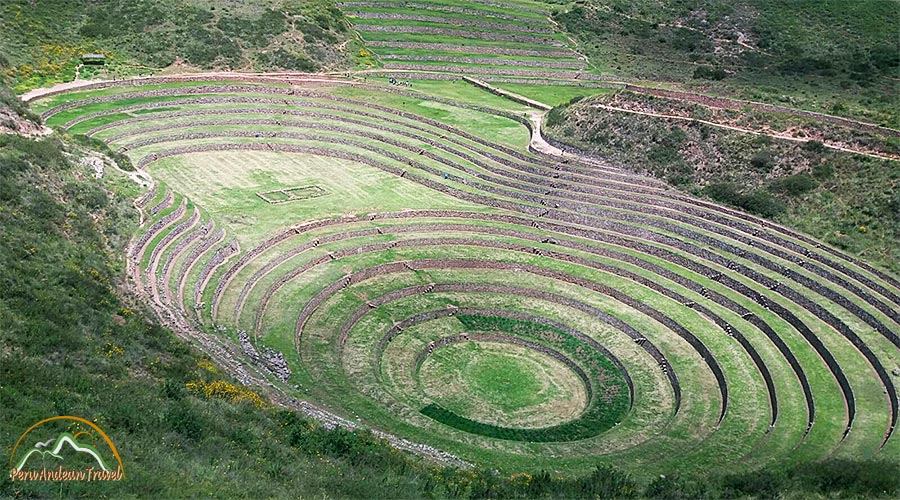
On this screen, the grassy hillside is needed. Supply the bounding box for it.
[0,83,39,133]
[552,0,900,127]
[544,93,900,275]
[0,0,357,92]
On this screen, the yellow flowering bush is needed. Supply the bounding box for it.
[186,380,266,408]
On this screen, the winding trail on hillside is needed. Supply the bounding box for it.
[588,103,900,162]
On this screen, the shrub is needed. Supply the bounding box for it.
[648,143,680,164]
[812,162,835,179]
[545,106,567,128]
[703,182,785,217]
[255,48,317,72]
[72,134,135,171]
[573,466,639,498]
[164,401,204,440]
[792,459,900,496]
[0,135,67,170]
[750,149,776,171]
[770,173,819,195]
[703,182,742,204]
[693,66,727,80]
[741,190,786,217]
[64,181,109,209]
[645,474,712,499]
[721,468,786,498]
[804,140,826,153]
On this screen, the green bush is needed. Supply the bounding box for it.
[544,105,567,129]
[645,474,712,499]
[165,401,204,441]
[255,48,317,72]
[740,189,786,217]
[647,128,686,164]
[803,140,826,152]
[73,134,135,171]
[770,173,818,195]
[648,143,680,164]
[750,149,777,171]
[703,182,785,217]
[693,66,727,80]
[812,162,834,179]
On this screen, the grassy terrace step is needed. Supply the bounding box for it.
[348,13,554,34]
[379,63,594,79]
[361,41,574,58]
[346,8,540,27]
[36,79,900,474]
[375,46,582,63]
[339,0,550,21]
[355,24,567,46]
[346,5,540,23]
[379,56,585,70]
[358,31,569,51]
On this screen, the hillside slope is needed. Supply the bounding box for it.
[552,0,900,127]
[0,0,355,92]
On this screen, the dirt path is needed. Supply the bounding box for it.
[592,103,900,162]
[527,111,565,157]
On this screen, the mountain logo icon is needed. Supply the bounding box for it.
[14,432,114,472]
[9,416,124,482]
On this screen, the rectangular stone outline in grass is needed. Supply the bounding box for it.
[256,185,328,204]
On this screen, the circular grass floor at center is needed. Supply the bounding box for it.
[419,340,588,428]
